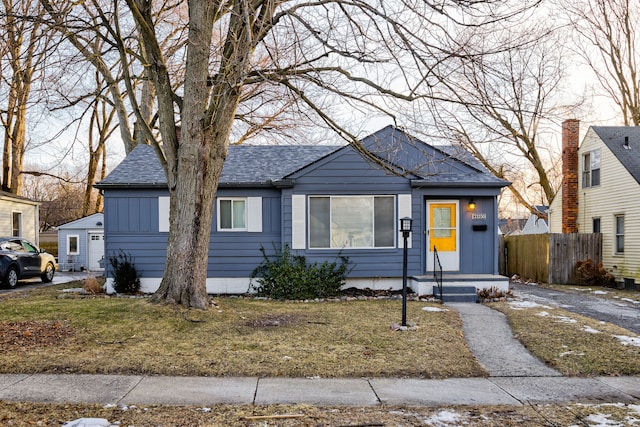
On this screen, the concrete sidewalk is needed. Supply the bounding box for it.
[0,373,639,406]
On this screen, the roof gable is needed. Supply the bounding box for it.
[96,127,507,189]
[0,190,39,206]
[591,126,640,185]
[57,213,104,230]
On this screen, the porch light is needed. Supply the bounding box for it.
[399,217,413,326]
[468,200,476,212]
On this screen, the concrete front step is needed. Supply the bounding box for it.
[438,286,478,303]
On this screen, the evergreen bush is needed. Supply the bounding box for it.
[109,250,141,294]
[251,244,350,300]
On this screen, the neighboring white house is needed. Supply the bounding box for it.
[57,213,105,272]
[0,191,40,244]
[521,206,549,234]
[554,120,640,283]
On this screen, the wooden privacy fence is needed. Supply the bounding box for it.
[500,233,602,285]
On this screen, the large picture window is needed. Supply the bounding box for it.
[309,196,395,249]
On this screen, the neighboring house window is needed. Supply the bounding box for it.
[12,212,21,237]
[582,149,600,187]
[615,215,624,254]
[309,195,395,249]
[67,235,80,255]
[592,218,601,233]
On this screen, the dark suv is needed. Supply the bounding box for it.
[0,238,56,288]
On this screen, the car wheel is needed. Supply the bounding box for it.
[41,262,55,283]
[5,267,18,288]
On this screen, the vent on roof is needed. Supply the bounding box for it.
[624,136,631,150]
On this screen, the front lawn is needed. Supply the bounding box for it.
[0,283,484,378]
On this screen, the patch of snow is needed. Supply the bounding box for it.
[620,298,640,305]
[422,307,449,312]
[553,315,578,324]
[592,291,609,295]
[509,301,551,310]
[571,287,592,292]
[62,419,115,427]
[614,335,640,347]
[423,410,466,426]
[560,351,586,357]
[537,311,551,317]
[583,326,601,334]
[581,413,624,426]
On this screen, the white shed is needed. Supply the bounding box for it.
[57,213,104,272]
[0,191,40,244]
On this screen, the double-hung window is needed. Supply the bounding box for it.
[582,150,600,187]
[12,212,21,237]
[218,198,247,231]
[615,214,624,254]
[309,195,395,249]
[67,235,80,255]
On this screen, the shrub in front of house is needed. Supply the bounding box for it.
[109,251,141,294]
[250,245,350,300]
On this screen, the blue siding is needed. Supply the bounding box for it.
[104,188,282,279]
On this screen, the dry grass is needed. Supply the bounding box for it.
[0,283,484,378]
[491,301,640,376]
[1,401,638,426]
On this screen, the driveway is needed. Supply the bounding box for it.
[0,271,98,295]
[510,282,640,334]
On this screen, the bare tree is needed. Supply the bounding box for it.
[0,0,51,195]
[427,28,581,215]
[38,0,535,308]
[564,0,640,125]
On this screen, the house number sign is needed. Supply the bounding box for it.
[472,213,486,220]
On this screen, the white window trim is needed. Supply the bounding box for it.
[397,194,412,249]
[67,234,80,255]
[292,195,306,249]
[307,195,397,250]
[217,197,263,232]
[11,211,22,237]
[614,214,625,255]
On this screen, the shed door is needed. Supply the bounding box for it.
[88,233,104,271]
[426,201,459,271]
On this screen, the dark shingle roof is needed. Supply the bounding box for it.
[96,126,508,189]
[591,126,640,185]
[96,144,341,188]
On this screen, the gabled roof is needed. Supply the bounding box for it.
[591,126,640,185]
[57,213,104,230]
[96,126,508,189]
[360,126,509,187]
[0,190,39,205]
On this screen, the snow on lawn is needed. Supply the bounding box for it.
[583,326,601,334]
[509,300,552,310]
[569,403,640,427]
[422,307,449,312]
[613,335,640,347]
[421,410,466,426]
[592,290,609,295]
[620,298,640,305]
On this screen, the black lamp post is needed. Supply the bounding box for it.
[400,217,413,326]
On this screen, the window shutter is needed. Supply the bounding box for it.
[291,195,306,249]
[398,194,412,248]
[158,196,170,232]
[247,197,263,232]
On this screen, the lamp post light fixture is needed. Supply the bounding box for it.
[400,217,413,327]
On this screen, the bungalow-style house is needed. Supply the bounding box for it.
[57,213,105,272]
[0,191,40,244]
[95,126,510,300]
[548,119,640,283]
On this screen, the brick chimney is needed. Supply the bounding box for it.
[561,119,580,233]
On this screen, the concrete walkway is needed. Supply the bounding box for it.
[0,373,638,406]
[448,303,561,377]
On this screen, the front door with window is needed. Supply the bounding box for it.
[426,200,459,271]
